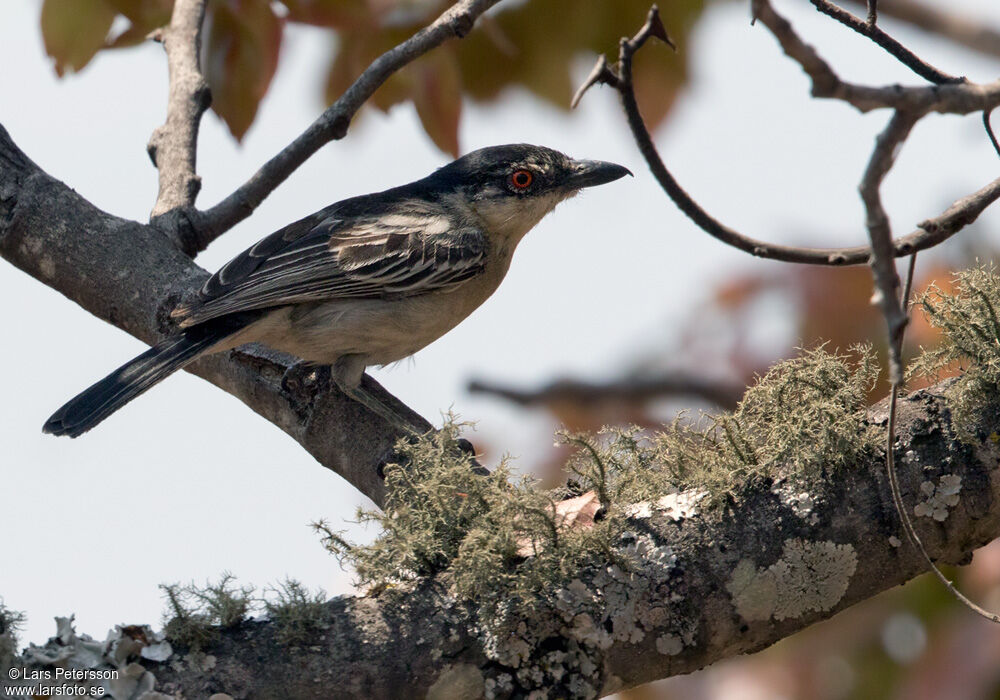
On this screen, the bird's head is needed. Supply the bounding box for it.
[428,143,632,242]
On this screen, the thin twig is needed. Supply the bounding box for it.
[866,0,877,26]
[572,5,1000,267]
[985,109,1000,160]
[860,109,918,384]
[809,0,963,85]
[752,0,1000,115]
[841,0,1000,60]
[190,0,503,255]
[883,254,1000,624]
[147,0,210,251]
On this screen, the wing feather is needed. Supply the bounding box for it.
[175,209,487,327]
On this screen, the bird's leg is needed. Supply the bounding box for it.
[333,355,426,436]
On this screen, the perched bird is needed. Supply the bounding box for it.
[43,144,631,437]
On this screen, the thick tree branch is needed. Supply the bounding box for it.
[8,381,1000,697]
[186,0,503,255]
[0,122,428,507]
[147,0,210,251]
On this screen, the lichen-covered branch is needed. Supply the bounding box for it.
[7,373,1000,699]
[147,0,211,251]
[0,121,427,507]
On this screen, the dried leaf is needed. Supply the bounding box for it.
[41,0,117,76]
[205,0,284,141]
[102,0,173,48]
[410,48,462,158]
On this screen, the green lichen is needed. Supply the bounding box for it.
[910,264,1000,441]
[323,347,879,685]
[262,579,328,646]
[0,599,25,667]
[326,348,878,596]
[160,572,254,650]
[651,345,880,499]
[320,421,624,621]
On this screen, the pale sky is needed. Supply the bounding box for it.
[3,0,1000,646]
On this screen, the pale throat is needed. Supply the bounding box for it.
[470,190,573,245]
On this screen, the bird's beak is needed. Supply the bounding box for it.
[567,159,633,189]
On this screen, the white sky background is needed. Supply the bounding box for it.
[2,0,1000,646]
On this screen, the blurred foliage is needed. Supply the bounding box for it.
[38,0,706,150]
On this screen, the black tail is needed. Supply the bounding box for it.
[43,322,241,438]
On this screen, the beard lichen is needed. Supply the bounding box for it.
[650,345,880,500]
[160,573,254,651]
[0,599,25,668]
[322,347,879,694]
[910,263,1000,442]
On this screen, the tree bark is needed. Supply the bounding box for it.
[5,381,998,698]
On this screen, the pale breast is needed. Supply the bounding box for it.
[240,255,511,367]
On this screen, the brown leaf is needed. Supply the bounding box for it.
[410,48,462,158]
[102,0,173,48]
[41,0,117,76]
[205,0,284,141]
[515,491,601,558]
[553,490,602,530]
[282,0,374,30]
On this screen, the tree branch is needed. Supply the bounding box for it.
[186,0,504,255]
[573,5,1000,268]
[860,109,918,383]
[841,0,1000,60]
[808,0,964,85]
[751,0,1000,114]
[468,373,745,411]
[0,122,428,507]
[147,0,211,252]
[8,380,1000,697]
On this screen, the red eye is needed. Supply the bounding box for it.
[510,169,533,189]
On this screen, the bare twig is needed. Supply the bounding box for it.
[808,0,963,85]
[752,0,1000,115]
[882,254,1000,624]
[188,0,503,255]
[468,374,744,411]
[147,0,211,252]
[573,5,1000,267]
[859,109,917,383]
[842,0,1000,60]
[986,109,1000,160]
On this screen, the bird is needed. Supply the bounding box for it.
[43,143,631,438]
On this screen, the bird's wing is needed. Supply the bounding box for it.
[174,210,488,327]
